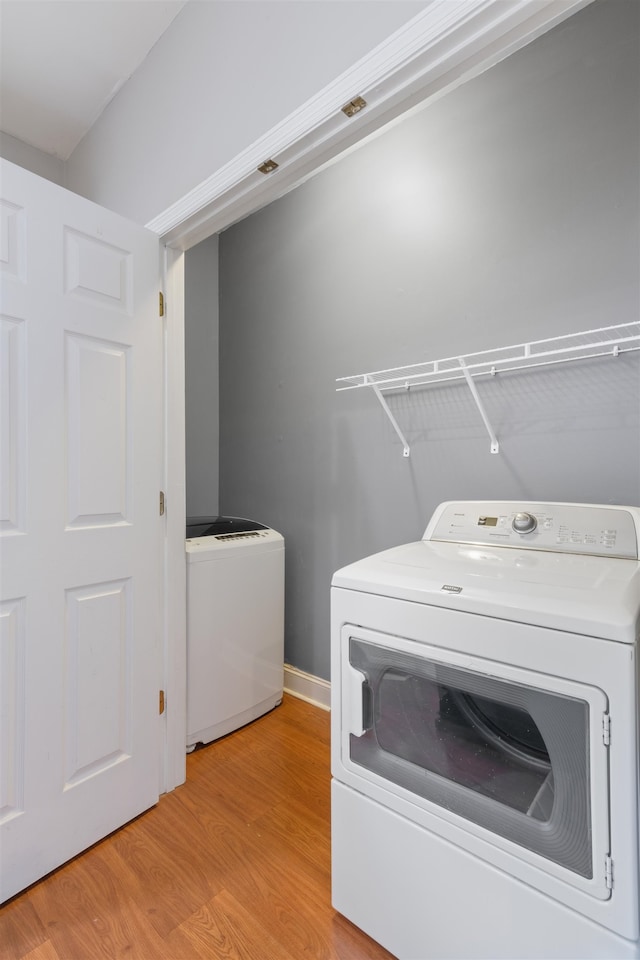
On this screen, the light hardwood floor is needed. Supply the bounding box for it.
[1,695,394,960]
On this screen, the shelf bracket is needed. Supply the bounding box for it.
[458,358,499,454]
[369,379,410,457]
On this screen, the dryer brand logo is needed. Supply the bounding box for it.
[441,584,463,594]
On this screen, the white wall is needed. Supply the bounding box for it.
[0,132,65,186]
[65,0,428,225]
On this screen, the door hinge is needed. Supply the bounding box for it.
[602,712,611,746]
[159,491,166,516]
[159,291,165,317]
[605,855,613,889]
[159,690,165,715]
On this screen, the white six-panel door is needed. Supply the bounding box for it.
[0,159,163,901]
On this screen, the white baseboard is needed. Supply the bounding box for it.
[284,664,331,711]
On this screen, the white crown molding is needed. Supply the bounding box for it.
[148,0,593,249]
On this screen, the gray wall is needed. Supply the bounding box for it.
[217,0,640,681]
[185,234,220,518]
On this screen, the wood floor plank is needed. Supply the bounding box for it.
[211,825,346,960]
[185,748,289,826]
[109,796,222,938]
[27,848,169,960]
[20,941,61,960]
[0,897,48,957]
[223,868,337,959]
[249,794,332,877]
[170,783,282,892]
[167,888,300,960]
[218,727,332,821]
[1,696,394,960]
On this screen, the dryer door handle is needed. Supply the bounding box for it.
[347,664,373,737]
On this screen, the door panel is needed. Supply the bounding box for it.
[0,314,26,534]
[65,332,132,526]
[0,597,25,822]
[0,159,162,902]
[64,578,133,785]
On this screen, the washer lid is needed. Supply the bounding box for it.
[332,538,640,643]
[186,515,267,538]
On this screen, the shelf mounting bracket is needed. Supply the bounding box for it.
[458,358,499,454]
[368,378,410,457]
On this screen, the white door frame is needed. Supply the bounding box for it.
[160,245,187,792]
[154,0,593,792]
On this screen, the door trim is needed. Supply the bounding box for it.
[147,0,592,250]
[160,245,187,793]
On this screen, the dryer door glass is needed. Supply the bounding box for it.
[349,637,592,878]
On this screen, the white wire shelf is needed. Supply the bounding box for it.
[336,321,640,457]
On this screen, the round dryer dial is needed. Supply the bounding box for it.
[512,511,538,534]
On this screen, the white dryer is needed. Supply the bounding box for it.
[186,516,284,750]
[331,501,640,960]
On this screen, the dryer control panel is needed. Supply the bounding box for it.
[425,501,639,559]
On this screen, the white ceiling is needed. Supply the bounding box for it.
[0,0,187,160]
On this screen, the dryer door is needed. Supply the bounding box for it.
[341,627,611,900]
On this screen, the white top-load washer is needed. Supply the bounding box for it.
[186,516,284,750]
[331,501,640,960]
